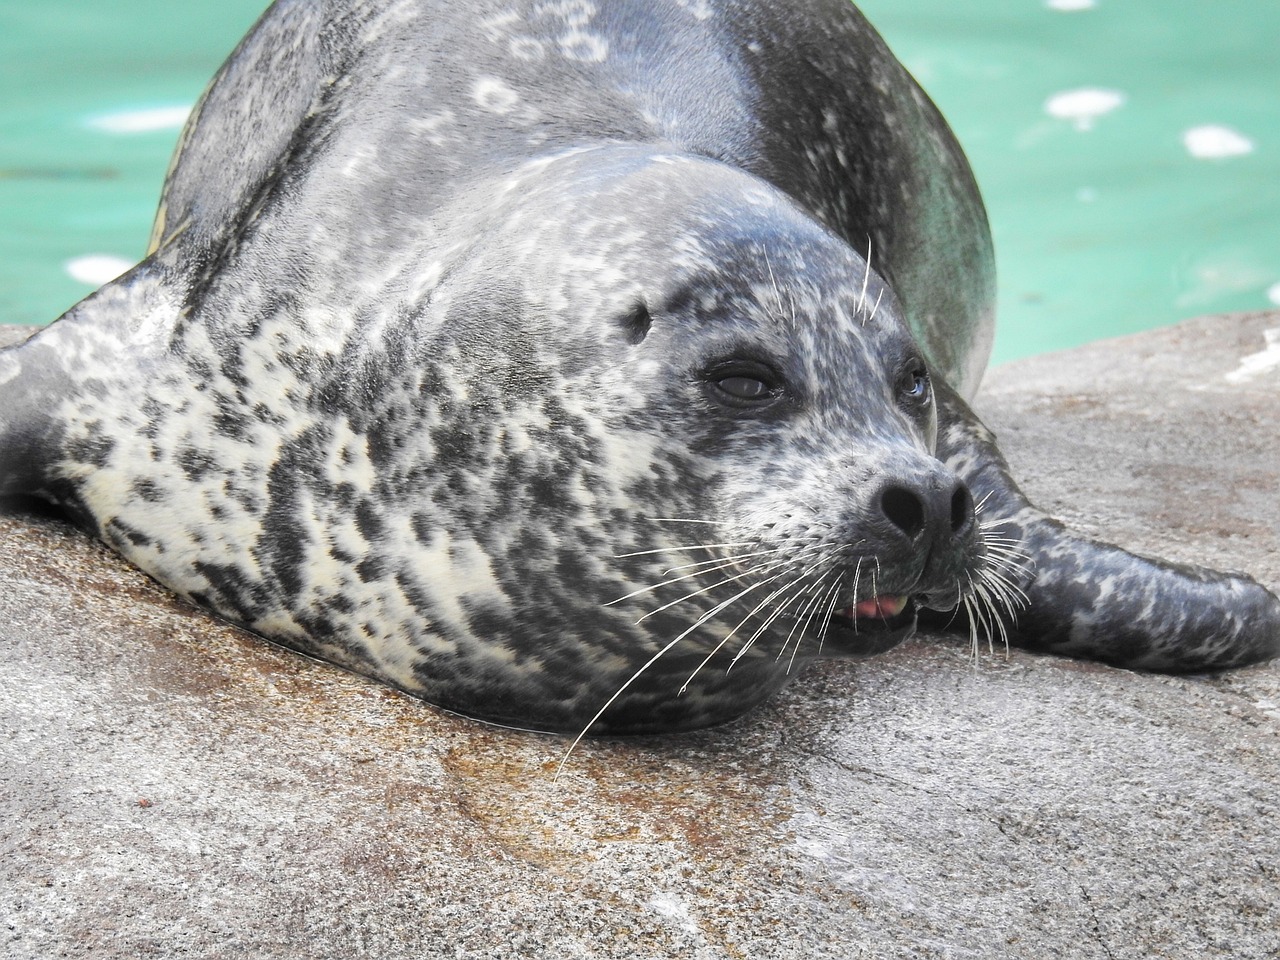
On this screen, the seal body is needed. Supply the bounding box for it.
[2,0,1277,734]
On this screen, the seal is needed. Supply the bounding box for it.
[2,0,1277,734]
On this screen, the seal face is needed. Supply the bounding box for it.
[1,0,1277,734]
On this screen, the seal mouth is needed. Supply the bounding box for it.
[822,594,918,658]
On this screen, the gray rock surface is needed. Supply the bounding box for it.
[2,313,1279,960]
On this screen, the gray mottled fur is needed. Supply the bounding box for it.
[1,0,1276,734]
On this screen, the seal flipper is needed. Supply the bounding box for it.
[933,381,1280,671]
[0,259,176,508]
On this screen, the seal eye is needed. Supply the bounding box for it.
[703,360,783,407]
[899,362,931,404]
[718,375,771,400]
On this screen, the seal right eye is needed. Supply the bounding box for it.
[703,360,784,407]
[718,375,770,399]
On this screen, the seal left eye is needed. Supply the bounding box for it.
[899,363,930,403]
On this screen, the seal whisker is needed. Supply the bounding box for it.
[607,550,783,607]
[658,542,811,576]
[762,249,794,333]
[614,541,754,559]
[968,574,995,654]
[729,554,833,667]
[745,563,828,648]
[960,592,982,659]
[804,577,846,664]
[644,518,724,526]
[866,287,885,326]
[633,550,816,624]
[851,556,864,635]
[772,570,837,666]
[962,575,996,656]
[678,568,814,693]
[859,236,873,319]
[560,563,814,775]
[777,569,840,667]
[666,546,838,687]
[973,579,1013,653]
[980,565,1031,611]
[556,629,695,780]
[960,560,1023,657]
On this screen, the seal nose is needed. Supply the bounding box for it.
[878,473,974,544]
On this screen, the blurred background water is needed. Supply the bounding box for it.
[1,0,1277,363]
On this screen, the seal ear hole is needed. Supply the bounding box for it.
[618,301,652,345]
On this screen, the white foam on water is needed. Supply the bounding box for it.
[65,255,133,286]
[1267,282,1280,307]
[1183,125,1255,159]
[1046,0,1097,11]
[87,106,192,134]
[1045,88,1125,131]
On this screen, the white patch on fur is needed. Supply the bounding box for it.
[474,76,520,113]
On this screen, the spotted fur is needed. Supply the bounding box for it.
[1,0,1276,734]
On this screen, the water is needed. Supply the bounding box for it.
[858,0,1280,362]
[2,0,1277,363]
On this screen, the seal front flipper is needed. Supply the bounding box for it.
[933,381,1280,671]
[0,259,177,510]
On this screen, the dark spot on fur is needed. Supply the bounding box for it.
[357,556,387,582]
[260,453,311,599]
[65,431,115,468]
[177,446,216,481]
[139,399,166,440]
[193,560,273,622]
[528,473,562,509]
[355,500,384,542]
[464,604,511,644]
[213,392,252,440]
[395,570,434,614]
[104,517,153,549]
[412,511,436,543]
[131,478,165,504]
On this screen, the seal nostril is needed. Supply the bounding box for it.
[881,485,925,538]
[950,484,973,533]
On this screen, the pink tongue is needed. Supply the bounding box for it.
[853,595,907,619]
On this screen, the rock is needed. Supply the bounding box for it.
[2,314,1279,960]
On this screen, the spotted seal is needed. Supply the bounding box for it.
[2,0,1277,734]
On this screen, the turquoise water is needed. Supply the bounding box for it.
[2,1,1277,362]
[859,0,1280,361]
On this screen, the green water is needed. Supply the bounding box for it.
[2,1,1277,362]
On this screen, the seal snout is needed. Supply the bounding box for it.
[869,464,978,606]
[877,470,975,547]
